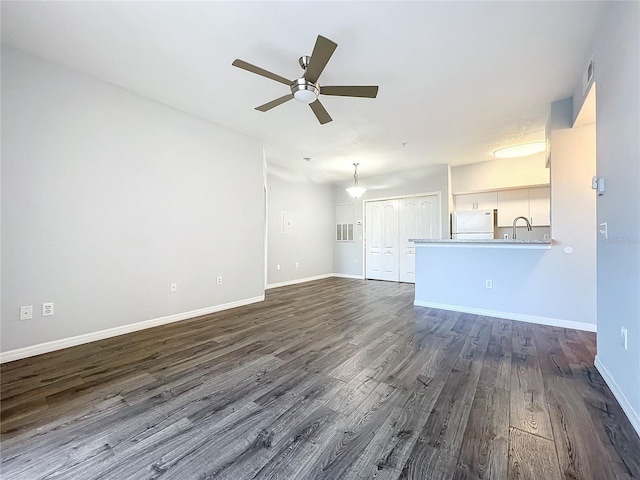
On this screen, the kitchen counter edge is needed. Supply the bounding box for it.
[410,238,552,249]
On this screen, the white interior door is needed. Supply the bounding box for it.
[399,198,418,283]
[367,194,440,283]
[381,201,399,281]
[399,195,440,283]
[417,195,440,239]
[365,202,383,280]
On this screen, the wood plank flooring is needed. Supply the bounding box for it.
[1,277,639,479]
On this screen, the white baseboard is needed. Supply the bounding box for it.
[413,300,597,333]
[0,295,265,364]
[595,355,640,439]
[266,274,333,290]
[332,273,365,280]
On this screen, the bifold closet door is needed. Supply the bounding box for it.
[399,195,439,283]
[365,202,383,280]
[365,200,399,281]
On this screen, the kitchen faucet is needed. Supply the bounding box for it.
[512,216,532,239]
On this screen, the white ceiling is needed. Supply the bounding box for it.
[1,1,605,183]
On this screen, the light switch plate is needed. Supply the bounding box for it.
[20,305,33,320]
[599,222,608,240]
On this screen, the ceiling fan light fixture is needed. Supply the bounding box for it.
[291,79,320,104]
[346,163,366,198]
[493,142,546,158]
[293,89,318,104]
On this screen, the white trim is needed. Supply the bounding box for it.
[595,355,640,438]
[332,273,365,280]
[0,296,265,364]
[413,300,597,332]
[263,148,269,290]
[266,274,333,289]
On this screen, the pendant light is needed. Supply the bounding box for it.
[346,163,366,198]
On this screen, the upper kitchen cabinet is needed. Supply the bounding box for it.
[454,191,497,211]
[497,186,550,226]
[528,187,551,226]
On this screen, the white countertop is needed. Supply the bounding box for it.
[410,238,552,249]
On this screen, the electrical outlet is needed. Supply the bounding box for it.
[42,302,54,317]
[170,282,177,293]
[217,276,223,285]
[277,264,280,270]
[485,280,493,289]
[621,326,628,350]
[20,305,33,320]
[295,262,299,268]
[354,259,358,265]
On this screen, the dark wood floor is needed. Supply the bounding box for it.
[1,278,639,479]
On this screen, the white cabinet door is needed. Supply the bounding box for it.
[497,189,529,227]
[454,193,476,211]
[475,192,498,211]
[529,186,550,226]
[497,187,550,227]
[454,192,497,211]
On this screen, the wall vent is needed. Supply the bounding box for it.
[336,223,354,242]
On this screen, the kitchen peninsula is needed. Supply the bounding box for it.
[409,237,595,332]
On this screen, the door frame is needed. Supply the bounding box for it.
[363,191,442,281]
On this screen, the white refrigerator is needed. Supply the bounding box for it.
[451,209,497,239]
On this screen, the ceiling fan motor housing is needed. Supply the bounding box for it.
[298,55,311,70]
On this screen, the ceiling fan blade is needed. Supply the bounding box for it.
[304,35,338,84]
[255,94,294,112]
[309,100,332,125]
[320,85,379,98]
[232,59,292,86]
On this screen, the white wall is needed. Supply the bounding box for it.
[1,46,265,355]
[575,2,640,434]
[451,154,549,194]
[414,123,597,330]
[333,165,449,277]
[266,172,333,287]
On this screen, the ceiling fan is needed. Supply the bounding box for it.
[232,35,378,125]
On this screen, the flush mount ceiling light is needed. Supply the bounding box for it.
[493,142,546,158]
[346,163,366,198]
